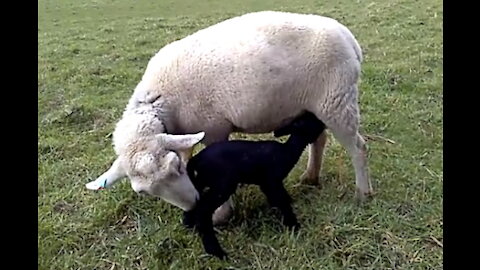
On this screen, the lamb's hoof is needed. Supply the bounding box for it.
[206,247,228,260]
[285,221,301,231]
[300,172,320,186]
[212,205,233,226]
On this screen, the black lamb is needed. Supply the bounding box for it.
[183,111,326,259]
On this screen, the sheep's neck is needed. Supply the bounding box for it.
[113,105,167,156]
[284,135,311,160]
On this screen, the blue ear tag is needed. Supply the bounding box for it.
[99,179,107,189]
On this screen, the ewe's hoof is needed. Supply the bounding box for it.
[355,188,374,204]
[212,205,233,226]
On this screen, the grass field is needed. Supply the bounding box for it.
[38,0,443,269]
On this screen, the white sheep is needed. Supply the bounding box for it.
[86,11,373,223]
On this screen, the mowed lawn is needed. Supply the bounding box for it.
[38,0,443,269]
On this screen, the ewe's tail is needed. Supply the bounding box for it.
[339,24,363,63]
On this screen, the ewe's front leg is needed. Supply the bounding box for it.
[212,197,234,226]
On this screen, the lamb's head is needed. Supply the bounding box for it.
[273,111,326,143]
[87,132,205,211]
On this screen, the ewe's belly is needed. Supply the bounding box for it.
[228,101,305,133]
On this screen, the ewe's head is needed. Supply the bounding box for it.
[87,132,205,211]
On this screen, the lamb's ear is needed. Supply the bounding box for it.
[155,132,205,151]
[86,158,126,190]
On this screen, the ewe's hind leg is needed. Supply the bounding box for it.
[314,82,373,201]
[330,128,373,201]
[301,131,328,185]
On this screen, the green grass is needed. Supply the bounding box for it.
[38,0,443,269]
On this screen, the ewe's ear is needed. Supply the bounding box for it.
[162,152,181,177]
[155,132,205,151]
[86,157,126,190]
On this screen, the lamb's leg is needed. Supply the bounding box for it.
[197,209,226,259]
[301,131,327,185]
[202,129,235,226]
[182,209,196,228]
[194,186,235,259]
[260,183,300,229]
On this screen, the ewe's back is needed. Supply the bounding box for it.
[157,12,357,58]
[145,11,362,83]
